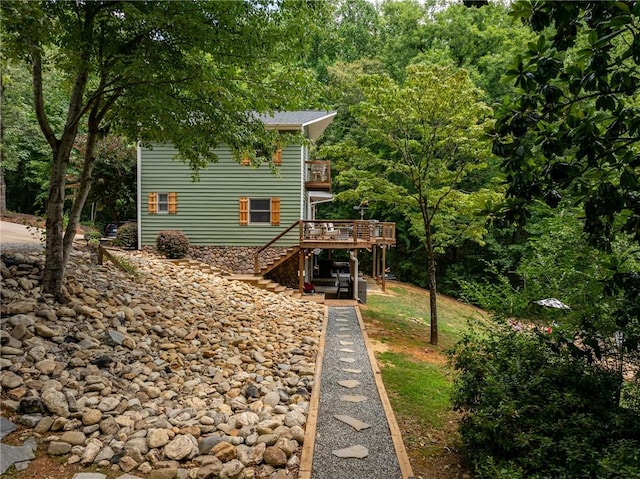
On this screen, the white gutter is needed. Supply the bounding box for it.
[350,250,359,302]
[136,142,142,250]
[300,140,305,219]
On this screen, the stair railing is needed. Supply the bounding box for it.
[254,220,302,274]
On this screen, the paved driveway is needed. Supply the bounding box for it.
[0,221,44,244]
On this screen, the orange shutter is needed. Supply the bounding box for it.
[168,192,178,214]
[271,197,281,226]
[148,192,158,214]
[239,197,249,225]
[273,148,282,166]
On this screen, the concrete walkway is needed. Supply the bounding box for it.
[300,306,413,479]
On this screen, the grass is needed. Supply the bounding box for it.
[379,351,452,430]
[360,281,489,479]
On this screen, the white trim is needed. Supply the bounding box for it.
[300,143,305,220]
[136,142,142,250]
[301,111,337,129]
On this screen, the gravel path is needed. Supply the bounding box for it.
[311,306,403,478]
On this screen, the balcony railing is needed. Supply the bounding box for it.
[305,161,331,191]
[300,220,396,245]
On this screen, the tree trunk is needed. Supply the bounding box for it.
[63,129,99,266]
[0,73,6,216]
[425,226,438,345]
[42,147,70,301]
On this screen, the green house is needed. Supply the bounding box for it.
[137,111,336,256]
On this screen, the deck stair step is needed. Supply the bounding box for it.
[228,274,324,304]
[258,245,301,277]
[168,258,231,276]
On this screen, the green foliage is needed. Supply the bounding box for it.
[73,135,137,225]
[494,1,640,251]
[83,230,102,247]
[115,223,138,249]
[451,326,640,479]
[156,230,190,259]
[1,0,323,297]
[113,255,140,278]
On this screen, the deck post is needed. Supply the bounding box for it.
[372,245,378,284]
[298,249,305,294]
[381,245,386,292]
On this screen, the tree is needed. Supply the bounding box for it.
[71,135,136,226]
[494,0,640,251]
[492,0,640,363]
[1,0,320,300]
[340,63,495,344]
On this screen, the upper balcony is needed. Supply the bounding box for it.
[305,161,331,191]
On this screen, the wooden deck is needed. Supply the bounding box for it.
[300,220,396,248]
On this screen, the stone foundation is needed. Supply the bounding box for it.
[144,245,289,275]
[266,255,300,289]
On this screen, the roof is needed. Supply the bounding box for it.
[254,110,337,140]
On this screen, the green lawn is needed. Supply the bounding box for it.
[360,282,489,478]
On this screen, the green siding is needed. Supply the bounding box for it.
[140,144,304,246]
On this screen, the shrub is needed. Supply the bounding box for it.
[115,222,138,249]
[84,229,102,248]
[156,230,189,259]
[450,326,640,479]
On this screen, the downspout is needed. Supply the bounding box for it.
[136,142,142,250]
[350,250,359,302]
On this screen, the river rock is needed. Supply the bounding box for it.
[164,434,198,461]
[0,247,324,477]
[263,446,287,467]
[41,389,70,418]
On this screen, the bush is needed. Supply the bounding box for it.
[450,326,640,479]
[115,222,138,249]
[84,229,102,247]
[156,230,189,259]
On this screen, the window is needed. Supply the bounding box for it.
[158,193,169,213]
[241,146,282,166]
[239,197,280,225]
[148,192,177,214]
[250,198,271,224]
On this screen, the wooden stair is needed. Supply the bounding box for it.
[257,245,301,277]
[228,274,324,304]
[167,258,232,276]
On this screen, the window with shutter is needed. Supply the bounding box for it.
[273,148,282,166]
[148,192,158,214]
[271,197,281,226]
[168,192,178,214]
[239,197,249,225]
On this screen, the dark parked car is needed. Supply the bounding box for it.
[104,223,119,238]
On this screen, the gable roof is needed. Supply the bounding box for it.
[254,110,337,140]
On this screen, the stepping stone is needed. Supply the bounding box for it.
[0,438,36,475]
[341,368,362,374]
[334,415,371,431]
[339,357,357,363]
[335,318,348,322]
[338,380,360,389]
[339,340,354,345]
[339,328,352,332]
[332,445,369,459]
[339,348,355,353]
[337,334,352,338]
[340,395,368,403]
[0,418,17,440]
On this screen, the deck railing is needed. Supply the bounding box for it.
[300,220,396,245]
[304,161,331,190]
[253,219,396,274]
